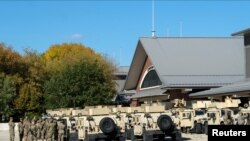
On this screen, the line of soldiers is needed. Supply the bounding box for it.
[222,111,250,125]
[17,117,66,141]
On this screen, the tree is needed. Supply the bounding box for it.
[0,47,45,118]
[0,42,117,117]
[43,43,103,75]
[0,43,26,119]
[0,73,22,118]
[43,43,116,108]
[44,59,116,109]
[22,48,47,83]
[15,83,42,116]
[14,49,46,116]
[0,43,26,76]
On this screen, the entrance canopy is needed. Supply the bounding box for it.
[189,79,250,98]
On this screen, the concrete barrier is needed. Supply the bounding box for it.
[0,123,18,131]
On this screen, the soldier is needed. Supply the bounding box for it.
[223,111,233,125]
[18,118,24,141]
[57,120,66,141]
[8,117,15,141]
[40,119,46,141]
[227,111,234,125]
[45,119,50,141]
[46,118,55,141]
[52,119,58,141]
[237,112,247,125]
[36,118,42,140]
[223,112,229,125]
[29,118,37,141]
[247,113,250,125]
[23,117,30,141]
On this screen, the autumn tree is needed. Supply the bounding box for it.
[0,43,26,119]
[43,43,116,108]
[15,83,42,117]
[43,43,103,75]
[15,49,46,116]
[0,43,26,76]
[0,44,46,118]
[0,42,116,117]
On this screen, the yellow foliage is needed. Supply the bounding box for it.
[43,43,104,74]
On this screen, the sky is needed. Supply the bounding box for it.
[0,0,250,66]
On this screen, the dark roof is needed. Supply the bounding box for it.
[189,79,250,98]
[114,66,130,75]
[231,28,250,36]
[124,37,245,91]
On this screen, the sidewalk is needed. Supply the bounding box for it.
[0,130,20,141]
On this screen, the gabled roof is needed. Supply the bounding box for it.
[189,79,250,98]
[231,28,250,36]
[124,37,245,90]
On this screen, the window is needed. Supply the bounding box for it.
[141,68,162,89]
[195,110,205,116]
[244,34,250,46]
[182,113,186,117]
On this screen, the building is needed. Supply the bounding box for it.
[113,66,131,105]
[121,34,246,106]
[114,66,130,92]
[189,28,250,106]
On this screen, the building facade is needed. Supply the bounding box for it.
[122,33,246,106]
[190,28,250,105]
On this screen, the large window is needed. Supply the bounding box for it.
[141,68,161,89]
[244,34,250,46]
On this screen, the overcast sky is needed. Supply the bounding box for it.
[0,0,249,66]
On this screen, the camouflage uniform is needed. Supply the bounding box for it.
[45,119,50,141]
[247,113,250,125]
[23,118,30,141]
[57,121,66,141]
[223,112,233,125]
[53,119,58,141]
[29,120,37,141]
[237,112,247,125]
[222,114,228,124]
[8,117,15,141]
[46,119,55,141]
[18,118,24,141]
[40,119,46,141]
[35,119,42,140]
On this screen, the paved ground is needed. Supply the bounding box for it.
[0,130,19,141]
[0,130,208,141]
[182,133,207,141]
